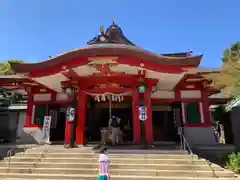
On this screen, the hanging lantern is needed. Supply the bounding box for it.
[137,84,146,94]
[63,86,75,96]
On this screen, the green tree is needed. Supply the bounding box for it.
[0,88,23,106]
[0,59,24,75]
[0,60,24,105]
[207,42,240,98]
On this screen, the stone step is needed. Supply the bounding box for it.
[2,162,222,170]
[14,152,197,159]
[0,167,235,177]
[26,148,188,154]
[0,173,237,180]
[6,156,207,164]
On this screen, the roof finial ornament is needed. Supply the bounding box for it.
[100,26,104,34]
[112,18,115,25]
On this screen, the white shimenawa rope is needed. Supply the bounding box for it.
[82,91,131,102]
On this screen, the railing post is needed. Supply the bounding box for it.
[180,135,183,150]
[178,127,183,150]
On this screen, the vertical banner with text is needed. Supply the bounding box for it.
[42,116,52,144]
[66,108,76,122]
[139,105,147,122]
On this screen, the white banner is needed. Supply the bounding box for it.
[66,108,75,122]
[139,105,147,121]
[41,116,52,144]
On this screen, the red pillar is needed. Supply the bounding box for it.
[64,120,70,144]
[75,90,87,145]
[132,88,140,144]
[64,104,76,145]
[64,94,76,146]
[24,88,33,127]
[144,86,153,144]
[202,92,211,126]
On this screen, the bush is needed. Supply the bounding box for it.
[226,152,240,173]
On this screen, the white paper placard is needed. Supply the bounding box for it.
[66,108,75,122]
[41,116,51,144]
[139,106,147,121]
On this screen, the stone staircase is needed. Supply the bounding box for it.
[0,145,239,180]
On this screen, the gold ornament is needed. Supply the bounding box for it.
[100,26,104,33]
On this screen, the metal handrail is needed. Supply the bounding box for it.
[31,145,49,171]
[179,127,220,178]
[205,159,218,178]
[4,146,18,178]
[3,133,39,178]
[179,127,196,179]
[6,148,14,166]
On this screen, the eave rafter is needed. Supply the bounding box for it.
[61,68,80,80]
[0,78,54,94]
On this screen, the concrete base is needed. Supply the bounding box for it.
[194,144,236,166]
[184,126,217,147]
[18,127,43,144]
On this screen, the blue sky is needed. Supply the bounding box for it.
[0,0,239,68]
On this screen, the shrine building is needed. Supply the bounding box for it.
[0,22,228,146]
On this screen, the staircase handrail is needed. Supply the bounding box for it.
[6,147,15,166]
[179,127,221,178]
[178,127,196,178]
[4,133,34,175]
[4,146,18,178]
[32,145,49,169]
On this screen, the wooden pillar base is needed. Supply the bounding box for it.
[64,119,75,148]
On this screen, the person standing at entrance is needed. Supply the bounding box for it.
[100,127,109,145]
[109,116,121,145]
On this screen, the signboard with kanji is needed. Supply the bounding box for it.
[139,105,147,121]
[42,116,52,144]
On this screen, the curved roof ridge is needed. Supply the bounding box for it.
[12,44,202,66]
[10,44,202,73]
